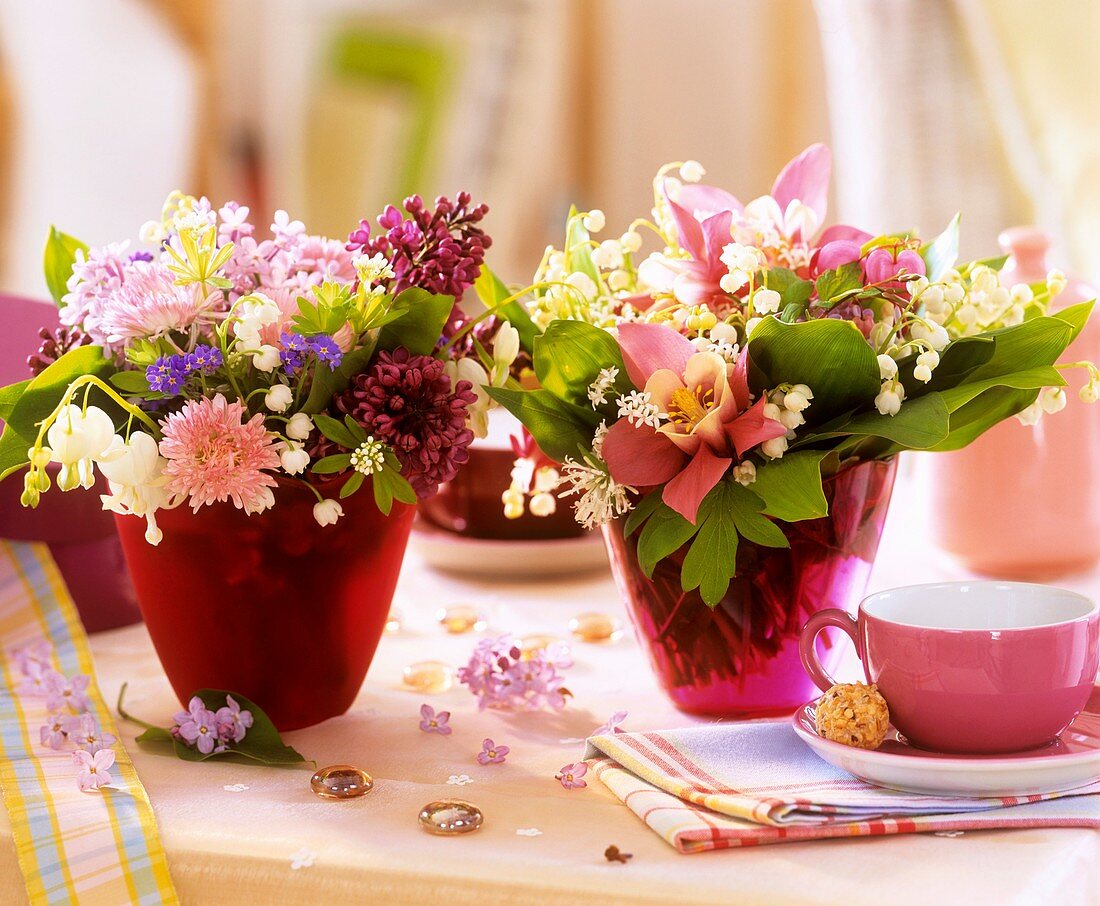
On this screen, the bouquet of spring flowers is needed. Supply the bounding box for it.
[0,191,518,543]
[489,145,1098,606]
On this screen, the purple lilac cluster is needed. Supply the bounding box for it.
[146,344,224,395]
[171,694,253,755]
[26,324,92,376]
[457,634,573,711]
[11,641,117,791]
[345,193,490,306]
[279,332,343,376]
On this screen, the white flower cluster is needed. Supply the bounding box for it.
[719,243,765,294]
[692,322,740,362]
[616,390,663,429]
[587,367,619,408]
[558,454,634,530]
[350,437,386,476]
[761,383,813,458]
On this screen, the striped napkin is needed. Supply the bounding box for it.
[584,723,1100,853]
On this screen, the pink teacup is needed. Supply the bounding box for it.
[799,582,1100,754]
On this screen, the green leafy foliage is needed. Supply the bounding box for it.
[533,319,629,407]
[636,502,698,577]
[43,226,88,305]
[749,451,830,521]
[920,214,961,281]
[565,207,599,283]
[130,688,308,766]
[473,265,538,351]
[762,267,814,311]
[623,489,663,537]
[814,262,863,307]
[376,287,454,356]
[485,386,599,463]
[372,449,416,515]
[293,281,355,335]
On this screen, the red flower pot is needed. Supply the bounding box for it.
[114,479,415,730]
[602,459,897,719]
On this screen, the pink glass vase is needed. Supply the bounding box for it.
[926,228,1100,577]
[602,458,897,718]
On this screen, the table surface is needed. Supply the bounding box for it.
[2,458,1099,906]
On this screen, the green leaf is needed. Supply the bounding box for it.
[533,319,628,406]
[681,501,738,604]
[624,490,663,537]
[820,393,952,454]
[0,379,31,422]
[898,335,995,397]
[339,472,364,498]
[371,460,416,515]
[747,317,880,420]
[473,266,539,352]
[763,267,814,309]
[311,453,352,474]
[636,503,698,577]
[301,342,377,415]
[725,482,789,549]
[43,226,88,305]
[376,288,455,356]
[343,414,368,443]
[110,370,152,393]
[312,413,358,449]
[920,213,961,281]
[814,262,863,306]
[1051,299,1095,345]
[565,206,599,284]
[749,451,830,522]
[485,386,599,463]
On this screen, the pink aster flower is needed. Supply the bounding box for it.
[296,235,357,283]
[556,762,588,790]
[73,748,115,792]
[477,738,510,765]
[95,262,222,344]
[60,240,136,342]
[160,394,281,514]
[419,704,452,735]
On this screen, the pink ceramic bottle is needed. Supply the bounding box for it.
[926,228,1100,577]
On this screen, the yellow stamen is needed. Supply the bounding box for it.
[667,385,714,429]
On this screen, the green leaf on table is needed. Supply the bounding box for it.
[485,386,599,463]
[814,262,863,307]
[920,213,960,281]
[749,450,830,522]
[624,489,663,537]
[473,265,539,352]
[747,316,880,421]
[533,319,629,406]
[637,502,698,577]
[376,287,454,356]
[43,226,88,305]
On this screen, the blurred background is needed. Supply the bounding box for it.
[1,0,1098,300]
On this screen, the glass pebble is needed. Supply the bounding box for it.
[385,609,403,633]
[402,660,455,694]
[436,604,487,634]
[568,611,623,643]
[518,634,566,659]
[418,799,484,835]
[310,765,373,800]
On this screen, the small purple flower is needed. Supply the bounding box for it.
[11,640,51,675]
[64,713,116,754]
[17,661,58,697]
[176,696,220,754]
[308,335,343,369]
[129,250,155,263]
[146,355,190,394]
[40,713,68,749]
[419,703,452,735]
[73,748,114,792]
[279,332,312,375]
[477,738,509,765]
[214,694,253,745]
[556,762,588,790]
[45,672,90,713]
[186,344,223,375]
[457,635,572,712]
[592,711,628,737]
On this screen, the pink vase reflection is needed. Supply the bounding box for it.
[602,459,897,718]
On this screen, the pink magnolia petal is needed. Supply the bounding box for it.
[771,143,831,231]
[674,183,743,218]
[728,398,788,456]
[602,419,685,486]
[662,445,732,524]
[616,322,696,388]
[699,210,734,262]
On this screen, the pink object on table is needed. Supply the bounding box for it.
[800,582,1100,754]
[926,228,1100,578]
[0,293,140,632]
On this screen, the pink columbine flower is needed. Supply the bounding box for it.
[73,748,115,792]
[176,697,220,755]
[215,695,253,745]
[419,704,452,735]
[40,714,68,750]
[477,738,510,765]
[601,323,787,522]
[45,672,91,713]
[64,713,116,754]
[592,711,628,737]
[159,394,281,514]
[556,762,588,790]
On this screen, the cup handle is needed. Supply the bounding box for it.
[799,609,860,692]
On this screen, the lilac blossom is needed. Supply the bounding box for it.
[215,695,253,744]
[73,748,115,792]
[11,641,52,674]
[419,704,452,735]
[17,661,58,698]
[40,714,68,750]
[477,738,509,765]
[64,713,116,754]
[555,762,588,790]
[592,711,628,737]
[457,635,572,712]
[175,697,220,754]
[45,672,91,713]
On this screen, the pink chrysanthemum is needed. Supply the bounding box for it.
[159,394,281,514]
[96,262,222,344]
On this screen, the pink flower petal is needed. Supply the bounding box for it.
[616,322,696,389]
[602,420,685,487]
[729,349,751,412]
[663,182,705,259]
[771,143,831,235]
[817,224,873,246]
[674,183,743,218]
[661,446,732,523]
[728,398,788,457]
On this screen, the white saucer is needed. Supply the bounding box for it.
[409,522,609,578]
[792,687,1100,797]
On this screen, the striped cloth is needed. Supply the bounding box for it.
[0,540,177,904]
[584,722,1100,853]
